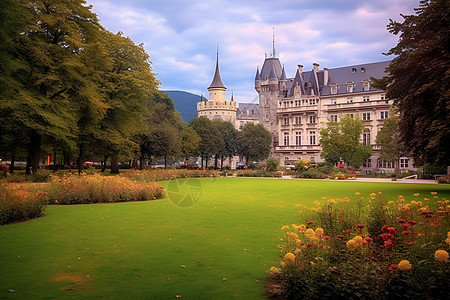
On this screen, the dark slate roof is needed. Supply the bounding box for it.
[280,65,287,81]
[260,58,283,80]
[236,103,259,120]
[321,61,390,95]
[208,56,226,90]
[284,61,390,97]
[254,67,261,81]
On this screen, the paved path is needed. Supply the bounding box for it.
[279,176,438,184]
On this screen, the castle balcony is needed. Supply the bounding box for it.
[324,100,390,112]
[275,145,321,152]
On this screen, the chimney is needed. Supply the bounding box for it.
[297,64,303,73]
[313,63,319,72]
[323,67,329,87]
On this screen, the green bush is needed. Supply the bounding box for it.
[316,162,334,174]
[298,168,323,179]
[2,170,53,183]
[266,158,280,172]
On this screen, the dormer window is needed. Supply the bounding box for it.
[330,83,338,94]
[346,82,354,93]
[362,80,370,91]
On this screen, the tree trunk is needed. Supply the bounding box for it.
[164,154,167,169]
[10,151,16,174]
[139,155,144,170]
[101,155,108,172]
[26,131,41,175]
[201,154,204,170]
[77,144,84,175]
[110,155,120,173]
[220,155,224,170]
[214,155,218,169]
[205,156,209,169]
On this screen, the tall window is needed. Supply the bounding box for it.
[362,129,370,146]
[295,117,301,124]
[330,115,338,122]
[346,82,354,93]
[283,132,289,146]
[363,159,372,168]
[400,158,409,168]
[331,84,338,94]
[295,132,302,145]
[309,99,316,105]
[309,115,316,124]
[363,80,370,91]
[283,117,290,125]
[363,113,371,121]
[309,131,316,145]
[380,111,389,119]
[363,96,370,102]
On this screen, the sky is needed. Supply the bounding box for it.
[86,0,420,103]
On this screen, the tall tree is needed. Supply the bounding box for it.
[375,112,408,173]
[373,0,450,166]
[214,120,238,169]
[180,126,200,161]
[320,116,371,168]
[190,117,223,169]
[238,123,271,165]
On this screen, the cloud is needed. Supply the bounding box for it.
[87,0,420,102]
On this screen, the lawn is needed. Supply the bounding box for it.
[0,178,448,299]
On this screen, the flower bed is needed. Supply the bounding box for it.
[120,169,220,182]
[0,183,47,225]
[47,173,165,204]
[267,192,450,299]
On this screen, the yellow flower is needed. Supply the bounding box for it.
[353,236,363,245]
[298,224,306,232]
[269,266,279,272]
[346,239,357,251]
[355,192,361,196]
[294,248,302,255]
[289,232,299,240]
[398,260,412,271]
[413,193,420,196]
[305,228,315,237]
[315,228,324,236]
[281,225,289,231]
[284,252,295,263]
[435,250,449,262]
[280,260,286,267]
[295,239,302,245]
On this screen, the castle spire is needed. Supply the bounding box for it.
[272,28,276,58]
[208,47,226,90]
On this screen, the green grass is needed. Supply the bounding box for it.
[1,178,449,299]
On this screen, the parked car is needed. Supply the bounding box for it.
[236,162,246,169]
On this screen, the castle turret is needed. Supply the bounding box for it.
[279,65,287,94]
[254,66,261,92]
[207,53,226,101]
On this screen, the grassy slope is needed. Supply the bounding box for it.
[0,178,448,299]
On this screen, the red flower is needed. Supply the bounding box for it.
[345,229,351,234]
[323,235,332,242]
[364,237,373,243]
[389,264,398,271]
[381,225,390,232]
[381,217,387,223]
[307,243,314,248]
[402,230,410,235]
[384,239,392,247]
[409,220,417,226]
[401,223,410,230]
[337,235,345,240]
[398,219,406,224]
[408,242,416,246]
[388,227,397,235]
[307,221,314,226]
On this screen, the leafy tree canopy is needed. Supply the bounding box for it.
[373,0,450,166]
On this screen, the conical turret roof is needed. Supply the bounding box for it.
[254,67,261,81]
[208,55,226,90]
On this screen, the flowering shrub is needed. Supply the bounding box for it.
[0,183,47,225]
[267,192,450,299]
[47,173,166,204]
[120,169,220,182]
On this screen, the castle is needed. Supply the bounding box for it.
[197,49,415,173]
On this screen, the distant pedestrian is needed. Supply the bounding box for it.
[2,164,10,178]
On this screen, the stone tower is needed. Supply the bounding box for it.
[197,52,238,122]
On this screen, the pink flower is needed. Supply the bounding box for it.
[384,239,392,247]
[345,229,351,234]
[364,237,373,243]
